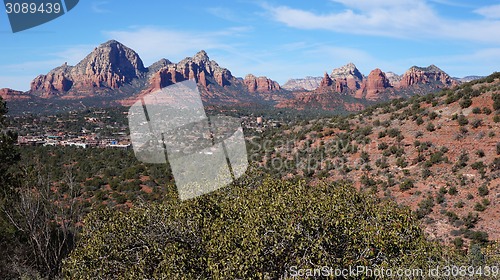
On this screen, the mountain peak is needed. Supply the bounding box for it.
[409,64,444,73]
[331,63,363,81]
[401,64,457,88]
[194,50,209,61]
[100,39,123,47]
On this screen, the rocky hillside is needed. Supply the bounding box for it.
[257,73,500,246]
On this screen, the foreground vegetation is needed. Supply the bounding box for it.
[1,75,500,278]
[62,176,498,279]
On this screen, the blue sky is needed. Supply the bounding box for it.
[1,0,500,91]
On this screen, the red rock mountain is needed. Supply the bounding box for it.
[276,63,459,111]
[364,68,392,100]
[243,74,281,93]
[281,76,323,91]
[147,50,234,91]
[399,65,458,88]
[27,40,283,105]
[2,40,464,113]
[31,40,148,96]
[0,88,31,101]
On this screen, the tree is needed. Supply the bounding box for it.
[0,97,21,278]
[4,165,82,278]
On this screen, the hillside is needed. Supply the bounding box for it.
[255,73,500,245]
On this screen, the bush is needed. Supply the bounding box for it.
[429,112,438,120]
[459,98,472,109]
[474,202,486,212]
[457,115,469,126]
[471,161,485,170]
[426,122,435,132]
[470,119,482,128]
[462,212,479,229]
[476,150,485,158]
[478,185,489,197]
[62,178,444,279]
[448,186,458,195]
[454,200,464,208]
[387,128,401,138]
[493,93,500,110]
[452,237,464,250]
[378,142,389,150]
[472,107,481,114]
[400,179,415,191]
[422,168,432,179]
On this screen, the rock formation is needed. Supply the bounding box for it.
[30,40,148,95]
[399,65,457,88]
[0,88,31,101]
[364,68,391,100]
[282,76,322,91]
[330,63,364,91]
[244,74,281,93]
[319,72,333,88]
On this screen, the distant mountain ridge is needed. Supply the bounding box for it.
[0,40,476,114]
[276,63,459,111]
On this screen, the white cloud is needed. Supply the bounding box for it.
[207,7,239,22]
[50,44,96,65]
[474,4,500,19]
[263,1,500,44]
[91,1,110,14]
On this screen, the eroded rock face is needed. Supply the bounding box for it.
[30,64,73,96]
[0,88,31,101]
[385,72,402,87]
[330,63,364,91]
[148,50,235,91]
[282,76,322,91]
[243,74,281,93]
[319,72,333,88]
[365,68,391,100]
[30,40,147,95]
[70,40,146,89]
[399,65,458,88]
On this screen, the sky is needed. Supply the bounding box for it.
[1,0,500,91]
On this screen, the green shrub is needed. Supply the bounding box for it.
[478,185,489,197]
[459,98,472,109]
[472,107,481,114]
[457,115,469,126]
[62,178,444,279]
[400,179,415,191]
[493,93,500,110]
[474,202,486,212]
